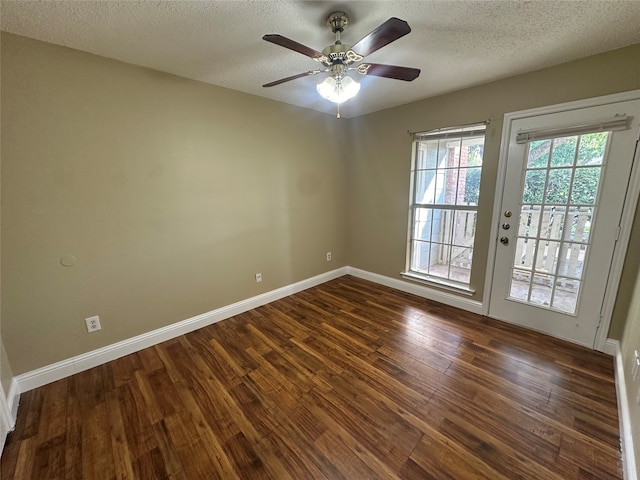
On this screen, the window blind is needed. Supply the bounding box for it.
[515,115,630,144]
[413,123,487,142]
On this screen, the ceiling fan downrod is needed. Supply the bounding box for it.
[326,11,349,44]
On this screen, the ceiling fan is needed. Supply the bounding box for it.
[262,11,420,117]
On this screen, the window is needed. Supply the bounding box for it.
[404,124,486,290]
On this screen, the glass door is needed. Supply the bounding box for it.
[489,99,640,347]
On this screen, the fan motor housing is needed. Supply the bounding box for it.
[321,44,362,66]
[322,43,350,59]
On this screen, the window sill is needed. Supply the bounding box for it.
[400,272,476,296]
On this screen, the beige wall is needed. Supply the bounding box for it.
[346,44,640,339]
[1,33,347,374]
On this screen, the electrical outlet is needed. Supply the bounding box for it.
[255,272,262,283]
[85,315,101,333]
[326,252,332,261]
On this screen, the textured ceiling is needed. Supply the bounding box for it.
[2,1,640,118]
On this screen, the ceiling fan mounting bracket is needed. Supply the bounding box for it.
[326,12,349,34]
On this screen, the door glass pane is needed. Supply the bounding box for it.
[527,140,551,168]
[552,278,580,313]
[565,207,592,243]
[557,243,587,279]
[536,241,560,275]
[540,206,565,240]
[523,170,546,203]
[514,238,536,270]
[530,274,553,306]
[571,167,602,205]
[518,205,540,238]
[509,269,531,301]
[545,169,571,204]
[577,132,607,166]
[550,136,578,167]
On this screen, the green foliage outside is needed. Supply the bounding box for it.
[522,133,607,205]
[463,144,484,204]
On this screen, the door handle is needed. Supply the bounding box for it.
[500,236,509,245]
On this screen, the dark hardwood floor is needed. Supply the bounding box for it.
[1,275,622,479]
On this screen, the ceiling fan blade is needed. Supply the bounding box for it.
[263,70,322,88]
[351,18,411,57]
[357,63,421,81]
[262,34,325,60]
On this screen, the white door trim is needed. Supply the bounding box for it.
[483,89,640,351]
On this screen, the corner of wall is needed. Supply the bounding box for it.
[0,377,19,456]
[1,340,19,454]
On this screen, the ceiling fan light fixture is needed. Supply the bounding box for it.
[316,75,360,103]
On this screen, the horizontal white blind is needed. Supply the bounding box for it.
[516,115,630,144]
[413,123,486,142]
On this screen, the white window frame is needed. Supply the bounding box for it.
[403,123,487,294]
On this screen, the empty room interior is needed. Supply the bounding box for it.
[2,1,640,479]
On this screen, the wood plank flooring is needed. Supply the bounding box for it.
[1,275,623,479]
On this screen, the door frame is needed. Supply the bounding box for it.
[483,90,640,351]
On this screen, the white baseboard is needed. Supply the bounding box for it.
[0,384,11,456]
[346,267,485,315]
[609,339,638,480]
[15,267,348,394]
[604,338,618,356]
